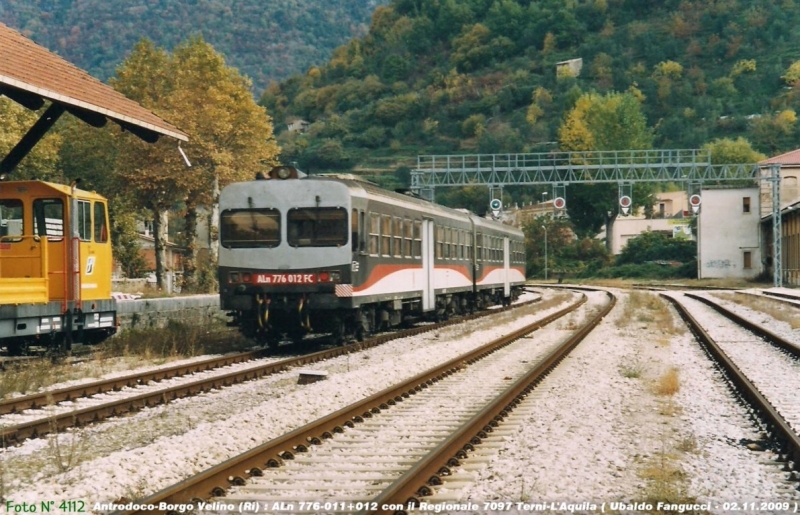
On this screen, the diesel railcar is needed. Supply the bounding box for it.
[0,180,117,355]
[219,166,526,345]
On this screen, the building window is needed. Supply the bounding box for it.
[744,251,752,269]
[743,197,751,213]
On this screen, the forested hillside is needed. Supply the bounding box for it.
[0,0,384,92]
[261,0,800,181]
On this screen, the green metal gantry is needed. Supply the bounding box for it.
[410,149,783,287]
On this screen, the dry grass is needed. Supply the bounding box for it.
[715,292,800,330]
[619,356,645,378]
[616,292,684,338]
[0,321,253,399]
[47,414,88,474]
[654,368,681,396]
[450,292,573,339]
[639,431,700,512]
[576,277,768,289]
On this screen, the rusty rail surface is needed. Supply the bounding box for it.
[1,297,546,446]
[665,294,800,478]
[0,350,265,415]
[758,290,800,307]
[685,293,800,358]
[110,294,588,515]
[368,290,615,514]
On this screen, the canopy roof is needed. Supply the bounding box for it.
[0,21,187,174]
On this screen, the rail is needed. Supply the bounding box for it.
[664,294,800,480]
[110,294,587,514]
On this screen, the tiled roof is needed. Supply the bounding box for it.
[0,21,187,142]
[759,148,800,166]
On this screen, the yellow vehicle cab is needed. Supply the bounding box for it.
[0,180,116,355]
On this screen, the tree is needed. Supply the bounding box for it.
[110,40,190,291]
[557,90,655,244]
[0,98,62,181]
[616,231,696,265]
[166,36,280,291]
[110,37,280,291]
[702,137,766,164]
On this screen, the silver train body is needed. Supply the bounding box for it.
[218,167,526,344]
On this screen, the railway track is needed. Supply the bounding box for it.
[109,290,614,515]
[665,293,800,483]
[0,295,546,446]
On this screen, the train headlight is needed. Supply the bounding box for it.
[229,272,240,283]
[330,271,341,282]
[277,167,292,179]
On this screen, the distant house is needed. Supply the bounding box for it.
[507,200,557,227]
[698,187,761,280]
[112,221,183,282]
[556,58,583,79]
[759,149,800,216]
[286,119,310,133]
[599,191,692,255]
[759,149,800,286]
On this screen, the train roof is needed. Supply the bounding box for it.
[303,175,523,235]
[0,179,107,200]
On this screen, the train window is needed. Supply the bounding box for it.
[351,209,359,252]
[94,202,108,243]
[77,200,91,241]
[459,230,464,260]
[221,209,280,248]
[476,233,482,261]
[288,207,348,247]
[413,220,421,258]
[435,225,443,259]
[393,217,403,257]
[369,213,380,255]
[32,199,64,241]
[0,199,23,241]
[443,227,450,258]
[381,215,392,256]
[360,211,366,252]
[403,218,412,258]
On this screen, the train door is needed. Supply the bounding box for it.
[421,218,435,311]
[351,208,366,287]
[33,198,66,301]
[69,198,92,306]
[503,236,510,298]
[89,201,112,299]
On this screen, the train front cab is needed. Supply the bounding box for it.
[0,181,117,355]
[219,177,357,344]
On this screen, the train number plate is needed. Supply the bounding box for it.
[255,273,317,284]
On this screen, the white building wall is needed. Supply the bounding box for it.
[610,218,692,255]
[698,188,762,279]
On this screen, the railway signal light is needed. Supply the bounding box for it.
[490,198,502,218]
[553,197,566,210]
[619,195,632,216]
[689,194,701,214]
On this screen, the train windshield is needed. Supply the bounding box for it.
[288,207,348,247]
[33,199,64,240]
[220,209,280,248]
